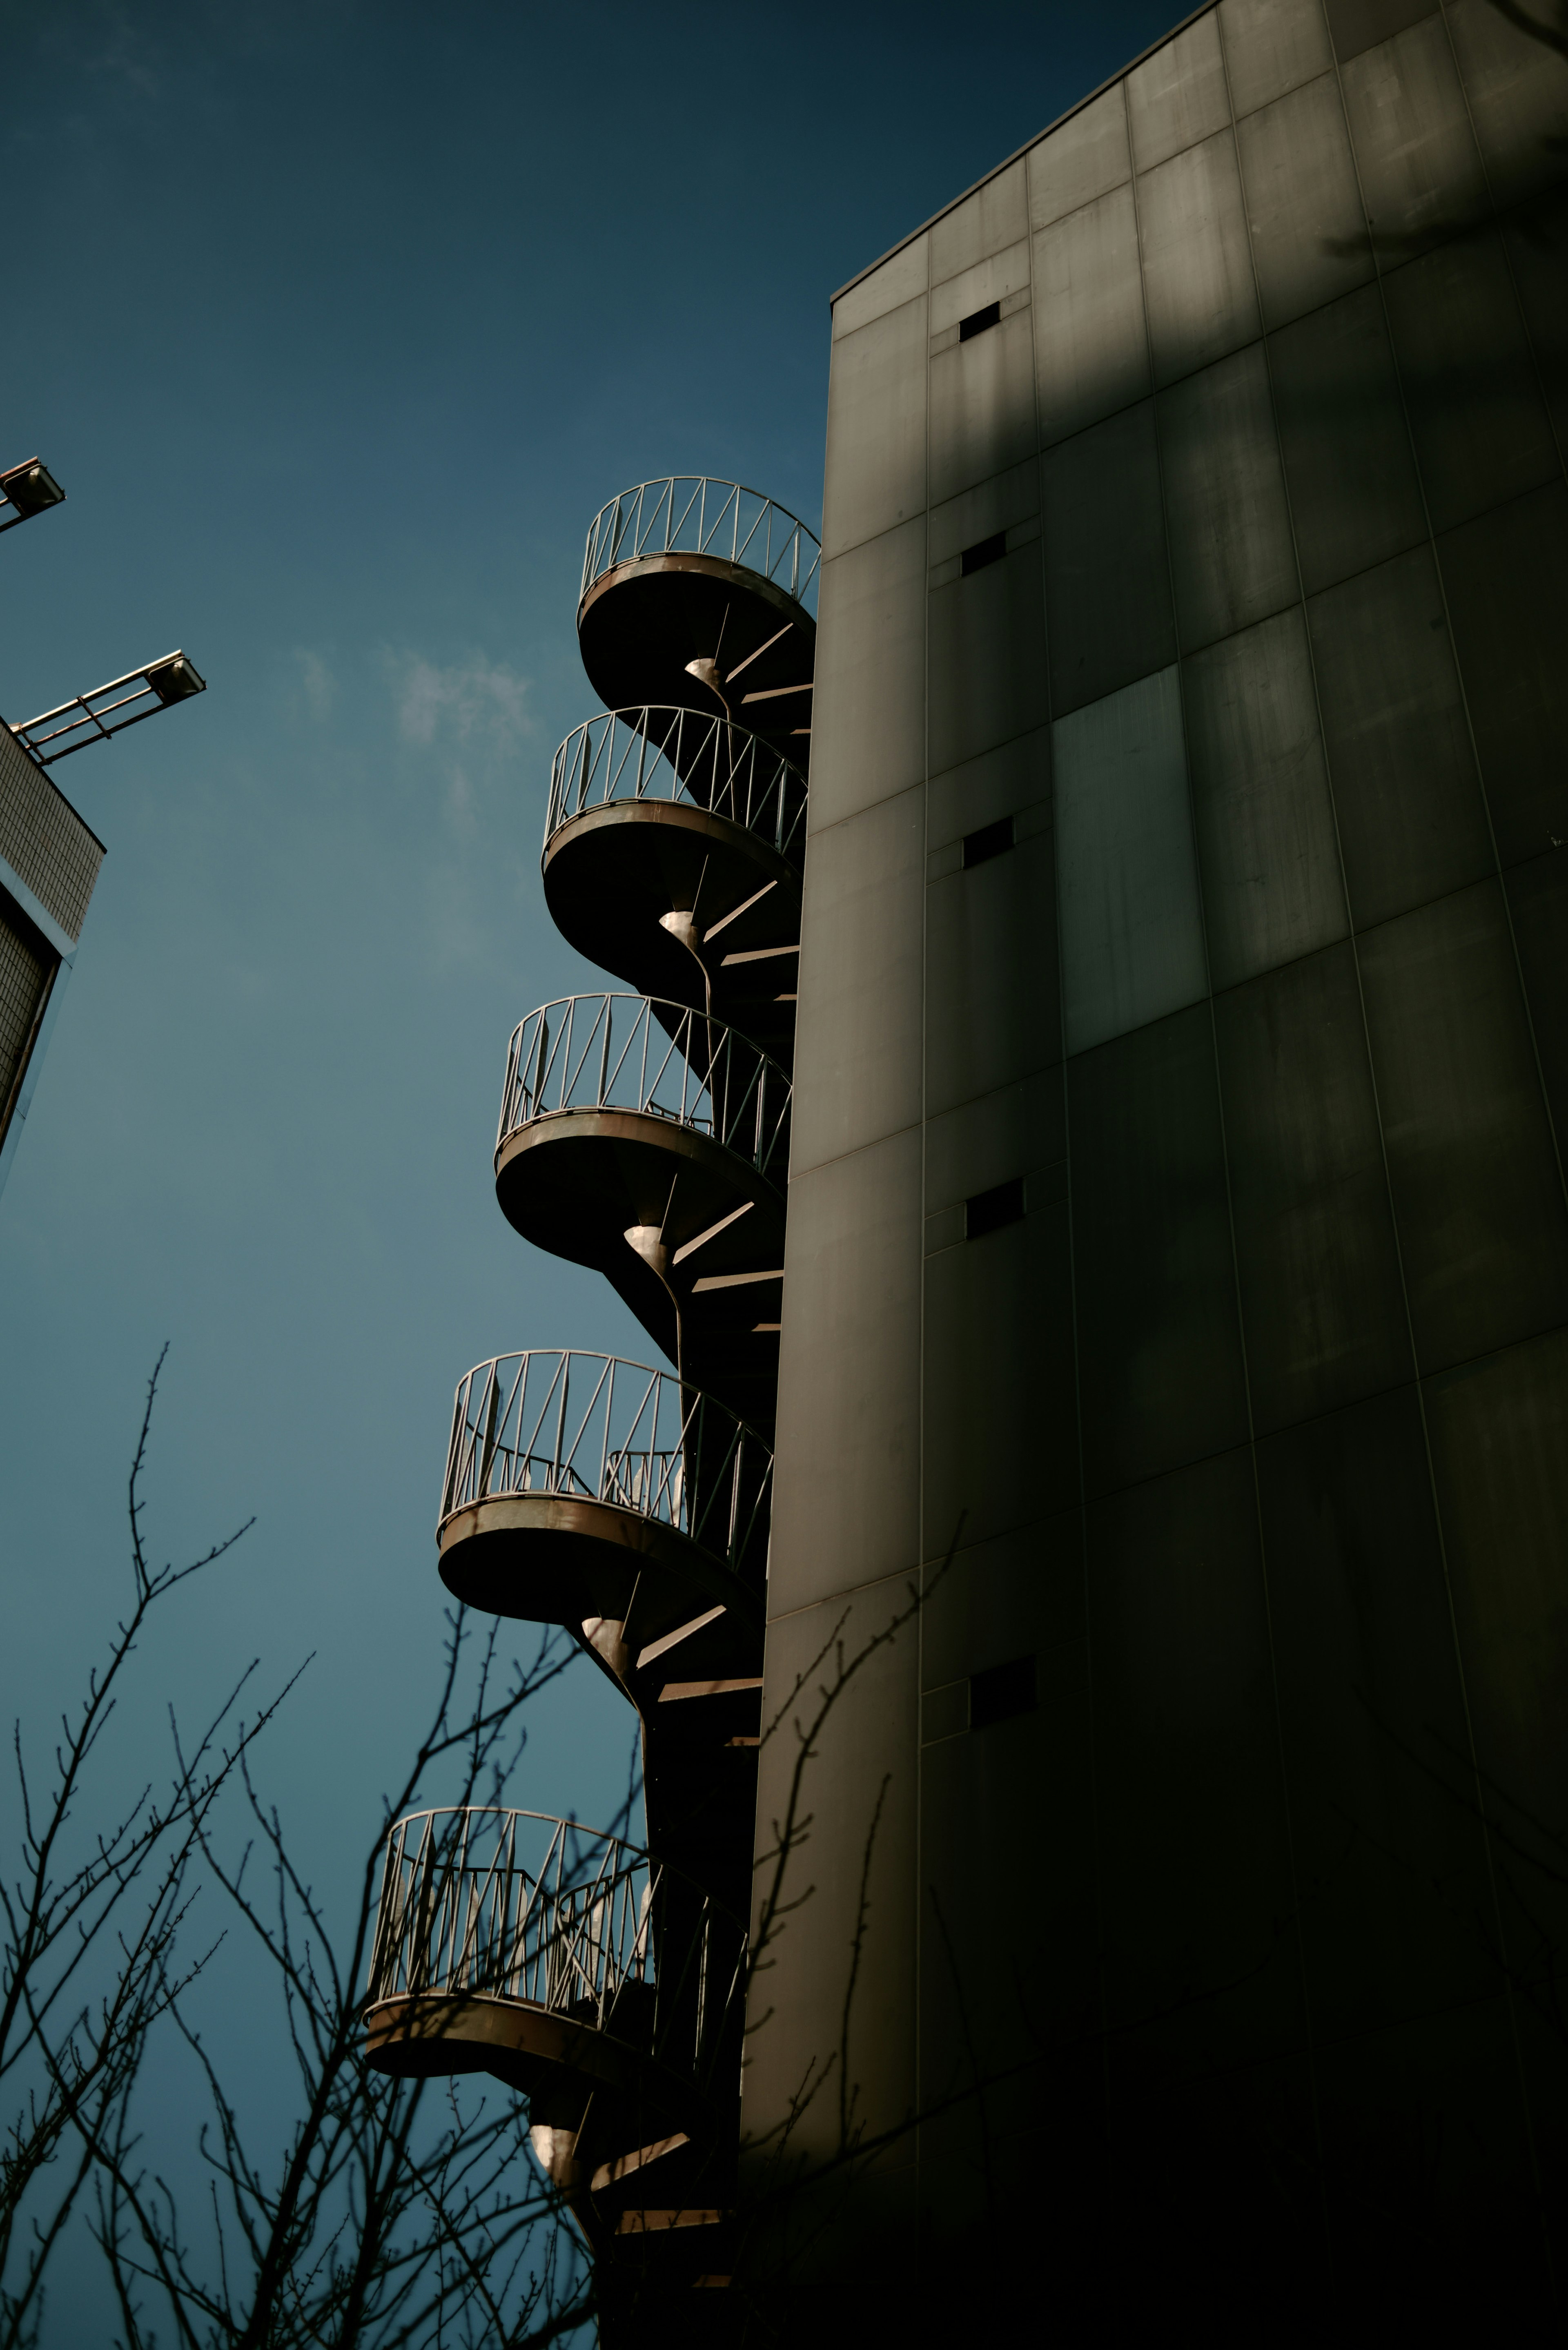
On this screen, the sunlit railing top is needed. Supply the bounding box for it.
[440,1350,772,1585]
[367,1807,744,2089]
[497,993,791,1184]
[581,477,820,616]
[544,707,807,866]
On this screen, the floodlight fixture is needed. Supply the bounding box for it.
[12,652,207,765]
[0,457,65,531]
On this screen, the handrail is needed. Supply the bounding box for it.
[497,994,791,1184]
[580,477,820,616]
[439,1350,772,1585]
[366,1808,745,2092]
[544,707,808,866]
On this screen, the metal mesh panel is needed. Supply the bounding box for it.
[0,724,104,943]
[0,907,53,1115]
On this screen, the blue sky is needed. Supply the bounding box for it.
[0,0,1172,2321]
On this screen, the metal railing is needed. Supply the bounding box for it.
[368,1808,745,2091]
[439,1350,772,1585]
[498,994,791,1184]
[545,707,808,865]
[581,477,820,616]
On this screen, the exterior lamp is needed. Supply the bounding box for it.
[12,651,208,766]
[0,458,65,531]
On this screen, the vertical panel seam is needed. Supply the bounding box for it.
[914,222,932,2196]
[1029,99,1115,2157]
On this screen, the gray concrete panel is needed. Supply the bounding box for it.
[768,1130,922,1609]
[1220,0,1336,116]
[1127,11,1231,172]
[808,517,927,836]
[821,294,929,562]
[917,1642,1096,2123]
[833,235,928,342]
[1054,667,1207,1055]
[922,1193,1077,1553]
[1339,16,1486,263]
[1236,72,1375,330]
[926,456,1037,567]
[1041,399,1176,713]
[1445,0,1568,212]
[1505,189,1568,458]
[1359,878,1568,1370]
[925,825,1060,1115]
[1306,544,1491,928]
[1028,85,1131,234]
[1324,0,1439,63]
[1505,850,1568,1151]
[1215,941,1411,1432]
[1089,1445,1303,2082]
[929,306,1037,508]
[922,1068,1066,1219]
[918,1510,1085,1686]
[1270,282,1428,595]
[1383,230,1558,536]
[1032,183,1151,447]
[927,725,1051,858]
[929,237,1031,337]
[1137,129,1262,389]
[1315,1994,1546,2305]
[791,786,924,1175]
[1159,342,1298,650]
[1069,1006,1249,1495]
[1326,1993,1561,2303]
[743,1569,920,2164]
[1184,605,1347,990]
[927,542,1048,776]
[1425,1326,1568,1953]
[1439,483,1568,868]
[1258,1385,1498,2035]
[929,158,1028,290]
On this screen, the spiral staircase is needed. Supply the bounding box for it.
[363,477,817,2335]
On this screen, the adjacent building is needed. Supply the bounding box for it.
[0,450,206,1200]
[0,721,104,1197]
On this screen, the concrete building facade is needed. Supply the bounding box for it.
[742,0,1568,2325]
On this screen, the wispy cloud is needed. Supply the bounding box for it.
[84,8,163,100]
[292,647,336,722]
[385,652,531,753]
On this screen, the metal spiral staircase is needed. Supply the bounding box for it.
[364,477,816,2330]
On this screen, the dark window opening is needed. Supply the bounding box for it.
[965,1175,1025,1240]
[970,1654,1036,1730]
[959,300,1001,342]
[961,531,1007,577]
[962,814,1015,869]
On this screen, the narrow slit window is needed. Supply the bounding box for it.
[962,814,1015,869]
[959,300,1001,342]
[970,1654,1036,1731]
[960,531,1007,577]
[965,1175,1025,1240]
